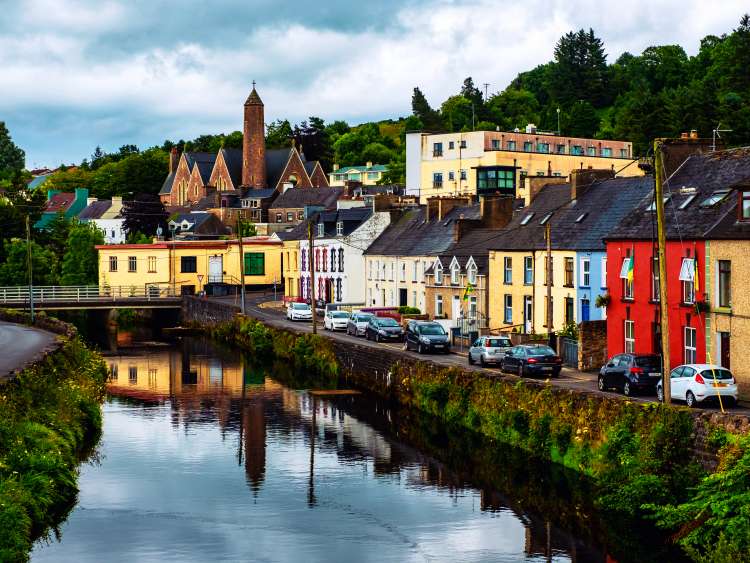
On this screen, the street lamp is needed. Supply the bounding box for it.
[556,108,561,136]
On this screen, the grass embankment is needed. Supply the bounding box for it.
[0,324,107,562]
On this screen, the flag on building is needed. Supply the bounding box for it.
[462,282,475,302]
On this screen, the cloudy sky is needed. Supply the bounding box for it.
[2,0,747,168]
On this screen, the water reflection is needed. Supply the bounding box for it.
[33,338,670,562]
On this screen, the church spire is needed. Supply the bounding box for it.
[242,81,266,188]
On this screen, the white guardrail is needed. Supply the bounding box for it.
[0,285,179,303]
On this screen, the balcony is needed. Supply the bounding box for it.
[433,181,443,189]
[432,150,443,157]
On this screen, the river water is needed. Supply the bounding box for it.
[31,335,668,562]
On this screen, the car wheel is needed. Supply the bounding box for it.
[598,376,606,391]
[480,355,486,367]
[686,390,697,408]
[468,353,474,365]
[418,343,424,354]
[656,386,664,403]
[623,381,632,397]
[375,334,380,343]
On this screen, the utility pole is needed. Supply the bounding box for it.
[237,217,246,315]
[307,220,317,334]
[483,83,490,101]
[654,140,671,403]
[545,222,552,338]
[26,215,34,322]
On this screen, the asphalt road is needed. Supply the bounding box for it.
[216,293,749,415]
[0,321,58,380]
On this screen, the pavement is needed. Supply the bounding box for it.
[213,292,749,415]
[0,320,58,381]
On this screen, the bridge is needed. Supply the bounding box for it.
[0,285,182,310]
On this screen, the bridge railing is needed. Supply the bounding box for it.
[0,285,179,303]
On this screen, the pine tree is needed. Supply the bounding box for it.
[0,122,25,172]
[411,87,443,130]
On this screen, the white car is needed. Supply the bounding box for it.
[324,310,350,331]
[657,364,738,407]
[287,302,312,321]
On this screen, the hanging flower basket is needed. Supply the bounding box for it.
[595,293,611,309]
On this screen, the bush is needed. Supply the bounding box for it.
[398,306,421,315]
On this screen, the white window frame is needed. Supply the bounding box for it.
[581,257,590,287]
[523,256,533,285]
[400,262,406,282]
[317,223,324,237]
[435,294,443,316]
[434,261,443,285]
[503,256,512,284]
[504,294,512,324]
[336,221,343,236]
[601,257,607,288]
[684,326,697,363]
[624,320,635,353]
[450,258,460,285]
[412,260,418,282]
[467,258,478,285]
[679,257,695,304]
[468,296,477,318]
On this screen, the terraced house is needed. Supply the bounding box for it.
[487,170,651,334]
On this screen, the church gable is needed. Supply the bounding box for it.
[307,161,329,188]
[209,150,237,192]
[168,154,193,206]
[272,148,313,191]
[187,164,208,204]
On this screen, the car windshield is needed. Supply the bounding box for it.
[356,313,374,321]
[634,356,661,370]
[292,303,309,310]
[527,345,555,356]
[419,324,445,335]
[487,338,511,348]
[377,318,399,327]
[331,311,349,318]
[700,368,733,380]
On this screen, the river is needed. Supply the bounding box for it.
[31,334,671,562]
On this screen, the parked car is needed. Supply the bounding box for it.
[598,353,662,396]
[324,310,350,331]
[286,302,312,321]
[501,345,562,377]
[346,312,375,336]
[365,316,404,342]
[468,336,513,366]
[657,364,738,407]
[404,321,451,354]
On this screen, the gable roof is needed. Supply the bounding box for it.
[44,192,76,213]
[79,200,112,220]
[314,207,373,237]
[266,148,295,189]
[169,212,213,229]
[269,186,343,210]
[159,171,176,195]
[222,148,244,187]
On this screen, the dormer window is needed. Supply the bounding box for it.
[700,189,730,208]
[336,221,343,236]
[742,191,750,221]
[540,213,553,225]
[317,224,324,237]
[520,213,534,226]
[467,259,478,285]
[435,261,443,284]
[647,196,670,211]
[450,258,460,285]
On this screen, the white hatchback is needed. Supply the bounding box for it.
[657,364,738,408]
[287,302,312,321]
[324,310,350,331]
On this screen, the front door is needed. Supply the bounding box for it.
[523,296,532,333]
[452,296,462,325]
[208,255,223,283]
[581,299,590,322]
[399,288,407,307]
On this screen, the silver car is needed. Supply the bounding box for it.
[468,336,513,366]
[346,312,375,336]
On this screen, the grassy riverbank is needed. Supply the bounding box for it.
[0,321,107,562]
[210,315,749,561]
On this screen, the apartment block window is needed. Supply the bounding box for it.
[564,257,574,287]
[620,148,629,158]
[537,142,549,153]
[571,145,583,156]
[581,258,590,287]
[556,144,566,154]
[679,257,695,304]
[545,256,554,286]
[338,249,344,272]
[624,320,635,353]
[433,142,443,157]
[147,256,157,273]
[287,212,294,222]
[433,172,443,188]
[523,141,533,152]
[742,191,750,220]
[507,140,517,151]
[523,256,533,285]
[448,171,455,181]
[504,294,512,324]
[460,169,467,180]
[718,260,731,308]
[651,257,660,301]
[503,257,512,284]
[477,167,515,195]
[491,139,500,149]
[436,295,443,317]
[448,141,455,150]
[684,326,697,363]
[244,253,265,276]
[601,147,612,157]
[181,256,197,273]
[587,146,597,156]
[128,256,137,272]
[109,256,118,272]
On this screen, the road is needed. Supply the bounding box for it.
[0,321,58,380]
[216,293,749,415]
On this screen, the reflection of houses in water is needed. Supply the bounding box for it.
[242,393,266,495]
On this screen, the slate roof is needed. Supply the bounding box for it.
[222,148,243,186]
[45,192,76,213]
[315,207,373,237]
[432,228,499,275]
[266,148,294,189]
[304,161,317,175]
[169,212,214,230]
[159,171,176,195]
[364,204,480,257]
[269,187,343,210]
[79,200,112,220]
[608,147,750,241]
[242,188,277,200]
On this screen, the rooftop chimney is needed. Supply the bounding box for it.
[333,163,340,171]
[526,176,568,205]
[366,161,373,168]
[86,197,97,206]
[169,147,179,174]
[570,168,615,201]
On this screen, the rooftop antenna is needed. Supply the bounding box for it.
[712,123,732,152]
[483,82,490,100]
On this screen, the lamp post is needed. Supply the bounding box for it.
[556,107,561,136]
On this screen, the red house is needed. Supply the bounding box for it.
[605,148,750,370]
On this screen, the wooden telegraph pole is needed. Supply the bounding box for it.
[545,222,553,337]
[654,139,671,403]
[308,220,317,334]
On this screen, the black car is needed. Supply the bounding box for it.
[365,316,404,342]
[598,353,662,396]
[404,321,451,354]
[501,344,562,377]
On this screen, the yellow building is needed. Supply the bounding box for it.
[405,129,640,203]
[281,238,301,300]
[96,236,283,293]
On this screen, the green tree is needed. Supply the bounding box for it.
[487,89,541,130]
[411,87,443,130]
[266,120,293,149]
[238,221,257,237]
[122,193,168,238]
[440,95,474,132]
[360,142,395,165]
[0,239,58,286]
[563,101,601,138]
[550,28,609,107]
[294,117,333,171]
[60,221,104,285]
[0,122,25,172]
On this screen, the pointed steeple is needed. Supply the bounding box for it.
[243,81,266,188]
[245,80,263,106]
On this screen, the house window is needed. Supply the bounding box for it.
[435,262,443,284]
[433,172,443,188]
[601,257,607,288]
[565,297,574,324]
[448,141,455,150]
[620,148,629,158]
[450,261,459,285]
[684,326,697,363]
[503,257,512,284]
[507,140,517,151]
[504,294,512,324]
[700,189,731,208]
[336,278,343,302]
[651,257,660,301]
[336,221,343,236]
[297,210,304,220]
[390,261,395,281]
[244,253,265,276]
[624,320,635,353]
[400,262,406,282]
[109,256,118,272]
[286,212,294,222]
[317,224,324,237]
[412,261,418,282]
[587,146,597,156]
[301,249,307,271]
[315,249,320,271]
[742,192,750,220]
[491,139,499,149]
[679,257,695,304]
[435,295,443,316]
[556,144,566,154]
[476,167,515,195]
[448,171,455,181]
[322,249,328,272]
[276,212,282,223]
[460,140,467,149]
[564,258,574,287]
[523,141,532,152]
[620,256,633,299]
[412,290,417,307]
[433,142,443,157]
[128,256,137,272]
[181,256,197,273]
[147,256,156,273]
[128,366,137,384]
[571,145,583,155]
[460,169,467,180]
[467,262,477,285]
[468,295,477,318]
[330,249,336,272]
[581,258,590,287]
[338,249,344,272]
[718,260,731,308]
[523,256,533,285]
[537,142,549,153]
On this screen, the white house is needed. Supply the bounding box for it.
[78,197,126,244]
